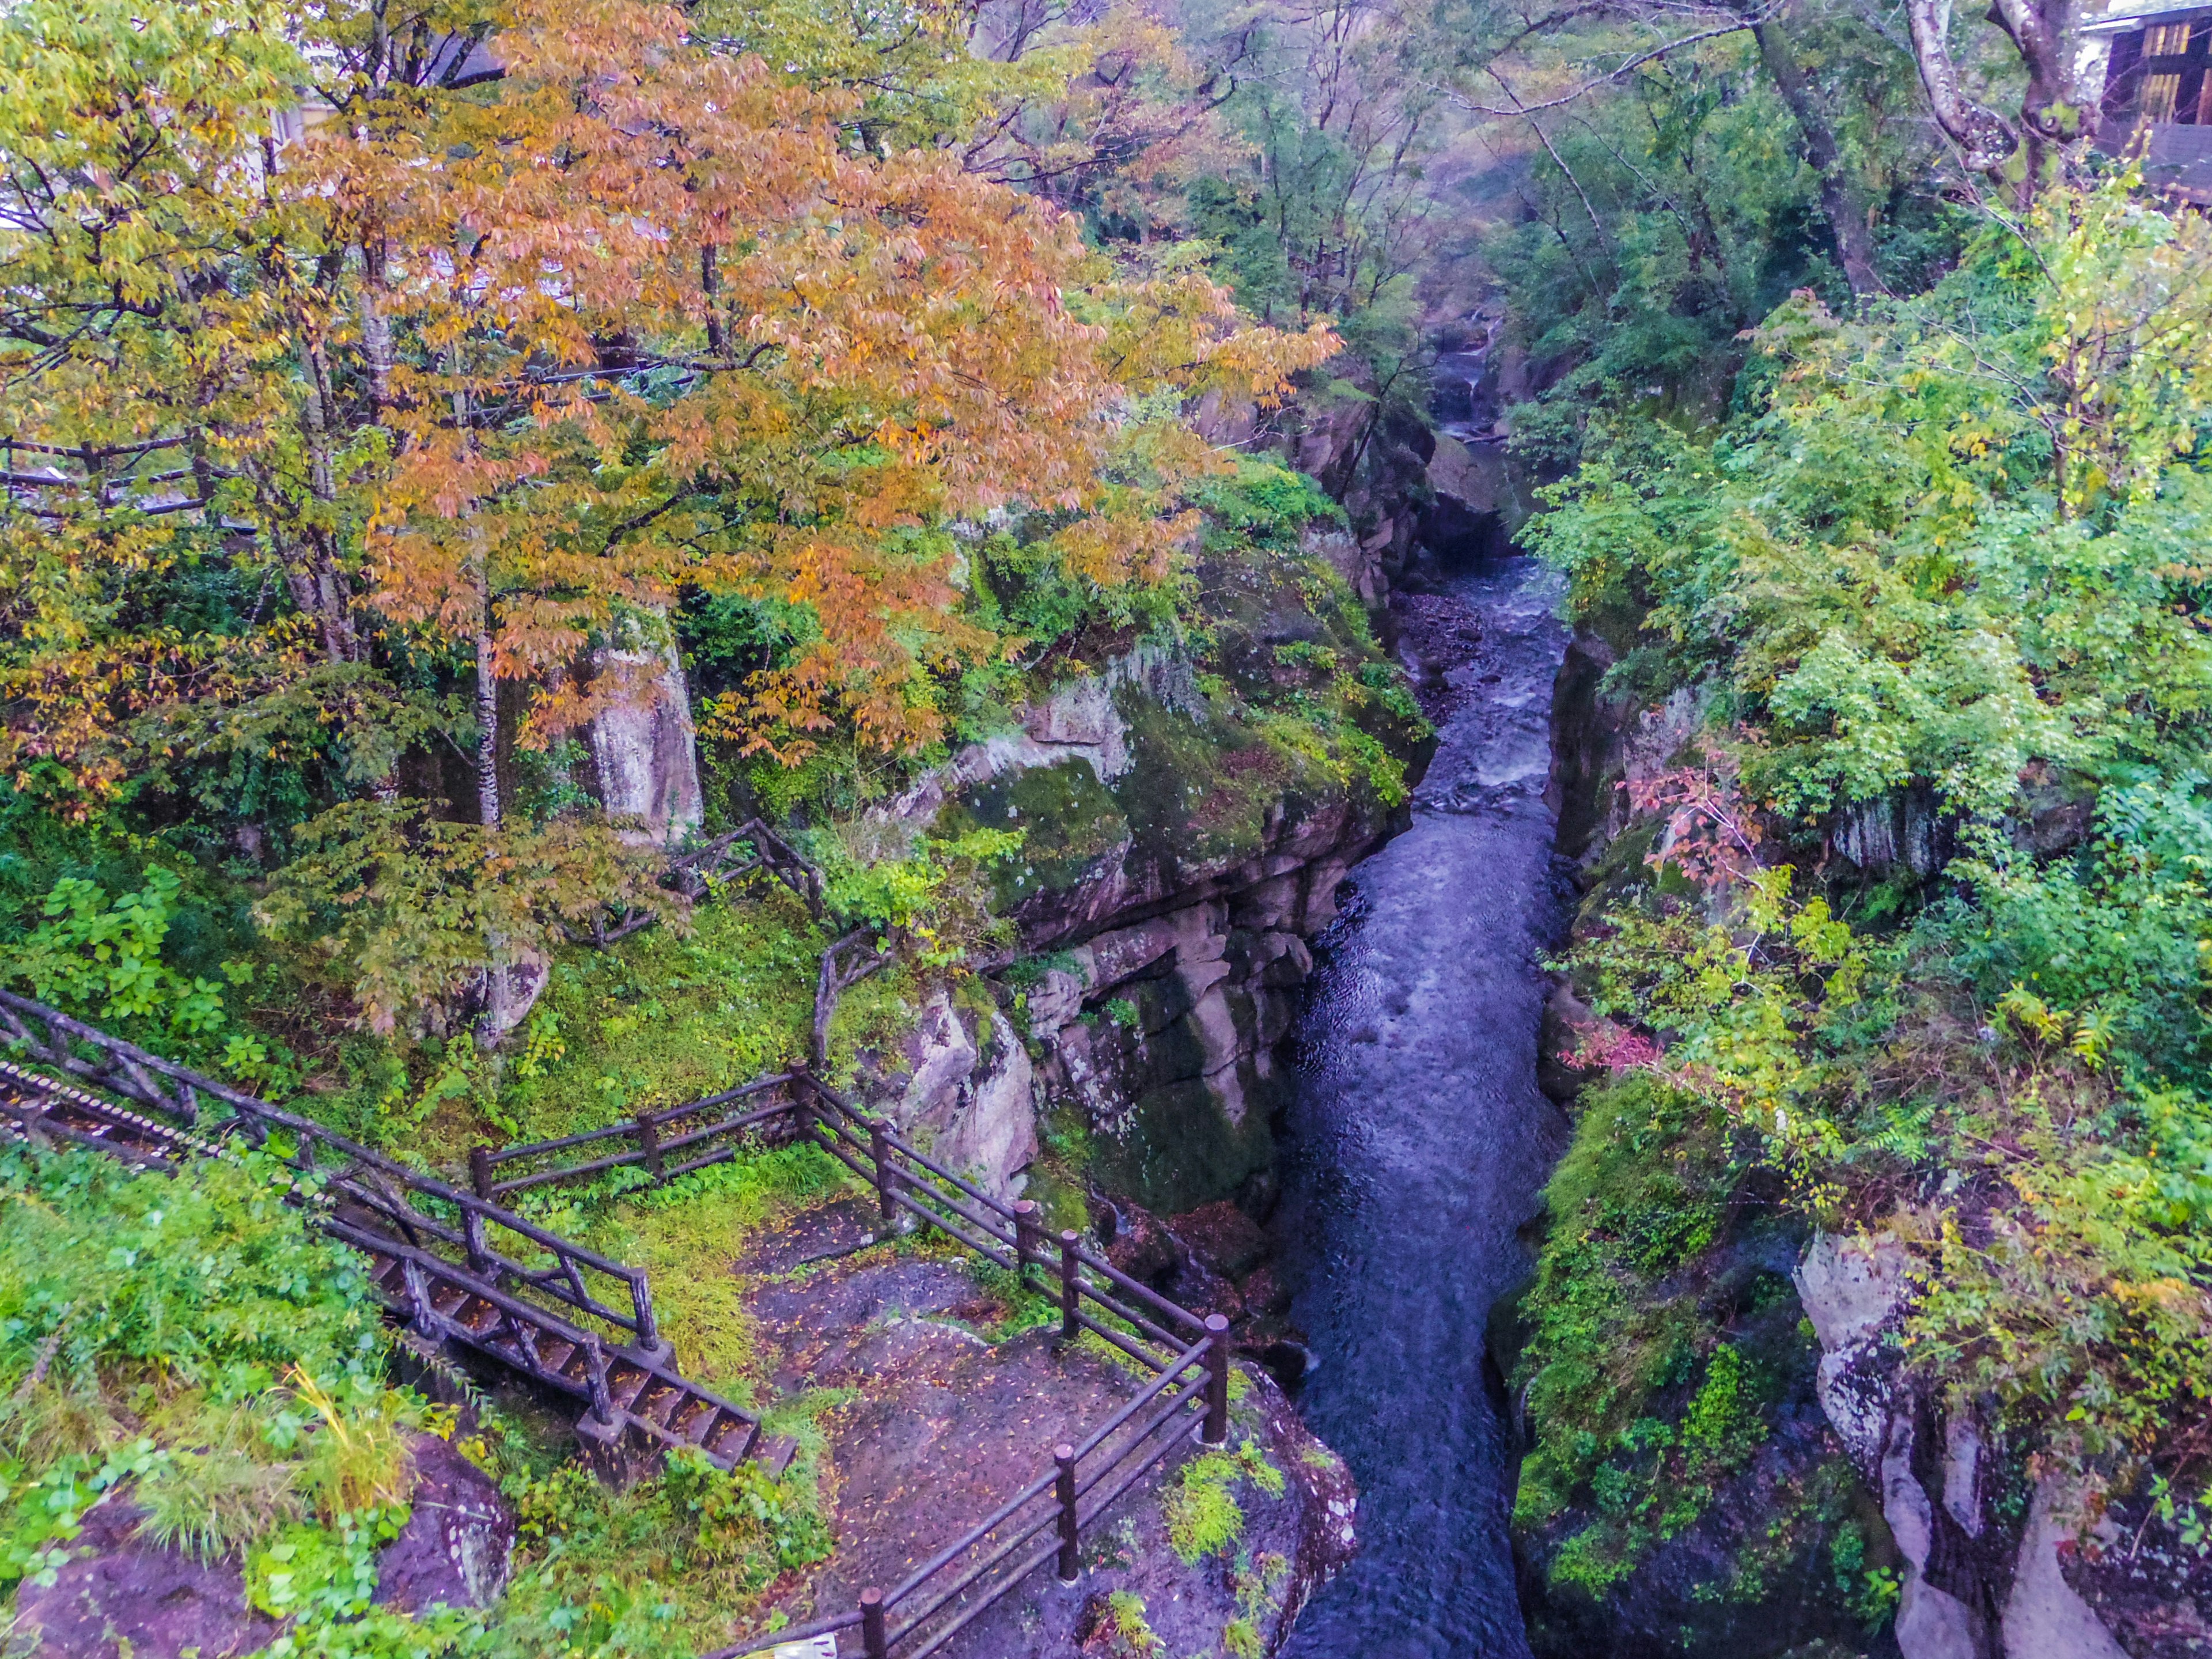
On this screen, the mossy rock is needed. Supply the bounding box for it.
[950,756,1131,907]
[1089,1071,1276,1218]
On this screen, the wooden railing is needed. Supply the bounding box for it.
[468,1073,805,1203]
[4,964,1241,1657]
[478,1066,1233,1659]
[0,989,663,1353]
[0,1046,769,1473]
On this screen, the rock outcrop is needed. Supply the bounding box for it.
[9,1434,513,1659]
[587,612,704,847]
[887,994,1040,1203]
[869,524,1427,1227]
[10,1496,283,1659]
[372,1433,517,1616]
[737,1194,1357,1658]
[1797,1232,2141,1659]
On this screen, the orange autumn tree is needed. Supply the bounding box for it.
[1,0,1334,1037]
[354,0,1334,762]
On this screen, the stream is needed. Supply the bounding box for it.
[1274,552,1570,1658]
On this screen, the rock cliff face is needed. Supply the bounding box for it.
[1795,1233,2134,1659]
[1529,624,2182,1659]
[863,528,1429,1235]
[586,613,704,847]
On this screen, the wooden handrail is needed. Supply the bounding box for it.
[3,969,1244,1659]
[0,991,658,1347]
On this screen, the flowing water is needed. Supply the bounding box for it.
[1275,554,1570,1658]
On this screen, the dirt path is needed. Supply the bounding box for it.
[736,1195,1356,1657]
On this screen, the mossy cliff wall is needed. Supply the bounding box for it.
[884,485,1433,1229]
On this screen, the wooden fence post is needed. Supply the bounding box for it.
[1012,1199,1040,1286]
[582,1335,616,1426]
[401,1259,435,1338]
[1203,1313,1231,1445]
[630,1272,662,1356]
[869,1120,899,1228]
[860,1586,889,1659]
[1055,1444,1081,1584]
[1058,1230,1081,1341]
[634,1109,664,1182]
[468,1145,495,1201]
[463,1207,491,1275]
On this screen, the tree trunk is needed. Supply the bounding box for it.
[359,236,393,417]
[475,612,501,830]
[1904,0,2021,178]
[1754,15,1884,298]
[474,584,545,1048]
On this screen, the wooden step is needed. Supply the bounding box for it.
[751,1433,801,1479]
[4,1064,778,1484]
[634,1381,683,1427]
[533,1334,578,1376]
[669,1398,715,1444]
[702,1414,752,1458]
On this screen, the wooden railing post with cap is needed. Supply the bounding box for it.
[468,1145,495,1200]
[1203,1313,1232,1445]
[1058,1229,1082,1340]
[634,1108,664,1181]
[1012,1198,1040,1285]
[868,1120,899,1228]
[583,1336,616,1426]
[1055,1443,1081,1584]
[859,1586,889,1659]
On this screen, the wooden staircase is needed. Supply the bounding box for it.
[0,1033,786,1478]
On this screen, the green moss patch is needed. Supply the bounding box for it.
[1512,1075,1805,1592]
[1162,1440,1286,1565]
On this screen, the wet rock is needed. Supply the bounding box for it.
[1103,1196,1182,1285]
[930,1012,1039,1203]
[2001,1482,2128,1659]
[1832,788,1952,878]
[374,1433,516,1614]
[2013,770,2098,861]
[1304,523,1384,607]
[892,994,980,1134]
[1169,1200,1270,1279]
[2061,1474,2212,1656]
[1536,980,1601,1105]
[1544,631,1634,865]
[1796,1232,1912,1476]
[883,997,1039,1203]
[10,1437,515,1659]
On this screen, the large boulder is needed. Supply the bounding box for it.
[9,1497,281,1659]
[884,994,1038,1203]
[373,1433,516,1615]
[7,1434,513,1659]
